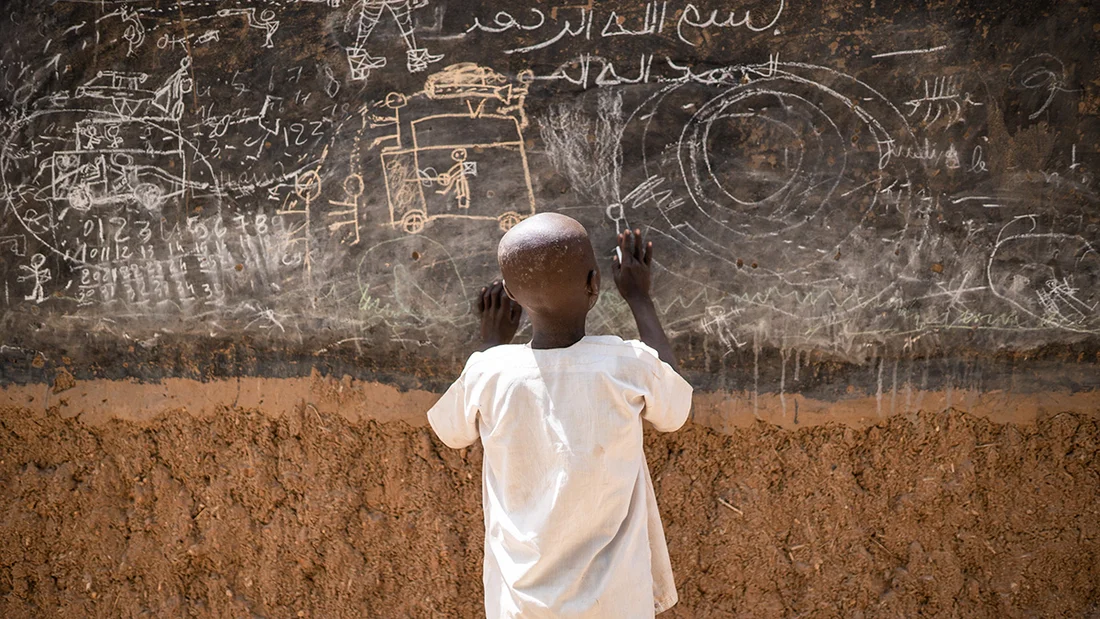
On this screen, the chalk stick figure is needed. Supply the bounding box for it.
[217,9,280,48]
[435,148,474,210]
[18,254,51,304]
[346,0,443,79]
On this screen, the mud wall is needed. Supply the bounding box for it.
[2,403,1098,618]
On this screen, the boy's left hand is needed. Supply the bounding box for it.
[477,281,522,349]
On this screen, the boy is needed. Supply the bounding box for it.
[427,213,693,617]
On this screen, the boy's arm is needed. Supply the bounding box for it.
[427,374,480,448]
[477,280,522,351]
[612,229,679,371]
[428,281,521,449]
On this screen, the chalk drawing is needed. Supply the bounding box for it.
[345,0,444,80]
[465,1,784,52]
[0,0,1096,357]
[18,254,52,303]
[988,217,1099,332]
[369,64,536,234]
[277,169,320,290]
[1009,54,1071,121]
[903,76,980,127]
[216,9,281,48]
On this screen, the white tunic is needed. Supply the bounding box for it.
[428,335,693,618]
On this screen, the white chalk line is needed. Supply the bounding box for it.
[872,45,948,59]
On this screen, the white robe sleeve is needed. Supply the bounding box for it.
[634,343,693,432]
[427,359,481,448]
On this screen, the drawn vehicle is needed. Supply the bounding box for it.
[74,58,192,120]
[374,64,536,234]
[52,147,185,212]
[48,58,194,212]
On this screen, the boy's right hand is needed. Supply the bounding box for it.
[477,280,522,350]
[612,229,653,302]
[612,229,679,369]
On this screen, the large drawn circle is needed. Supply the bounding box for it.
[619,63,915,280]
[682,87,845,234]
[700,106,804,207]
[356,236,469,327]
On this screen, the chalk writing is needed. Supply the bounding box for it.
[0,0,1096,365]
[465,1,784,53]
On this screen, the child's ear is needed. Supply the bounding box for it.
[502,279,517,302]
[586,269,600,300]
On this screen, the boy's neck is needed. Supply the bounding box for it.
[529,315,587,349]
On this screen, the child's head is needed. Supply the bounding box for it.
[498,213,599,321]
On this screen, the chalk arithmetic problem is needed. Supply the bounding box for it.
[0,0,1096,362]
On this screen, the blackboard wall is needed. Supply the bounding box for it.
[1,0,1097,397]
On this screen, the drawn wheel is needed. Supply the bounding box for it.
[55,154,79,171]
[134,183,164,210]
[67,186,91,212]
[401,210,427,234]
[498,211,522,232]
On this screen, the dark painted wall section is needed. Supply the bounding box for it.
[1,0,1098,394]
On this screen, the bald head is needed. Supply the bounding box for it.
[498,213,599,317]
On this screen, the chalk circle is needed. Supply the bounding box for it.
[385,92,408,109]
[67,186,92,212]
[695,94,806,207]
[401,209,427,234]
[616,63,913,281]
[357,236,469,326]
[343,174,364,199]
[133,183,165,211]
[987,227,1100,332]
[110,152,134,168]
[295,170,322,201]
[54,154,79,171]
[497,211,522,232]
[681,84,848,232]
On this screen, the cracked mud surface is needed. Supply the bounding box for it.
[2,404,1098,617]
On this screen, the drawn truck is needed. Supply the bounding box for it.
[378,64,537,234]
[51,60,193,212]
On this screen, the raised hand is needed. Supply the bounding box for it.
[477,280,522,349]
[610,229,678,369]
[612,228,653,303]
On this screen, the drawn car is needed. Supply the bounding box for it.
[52,149,185,212]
